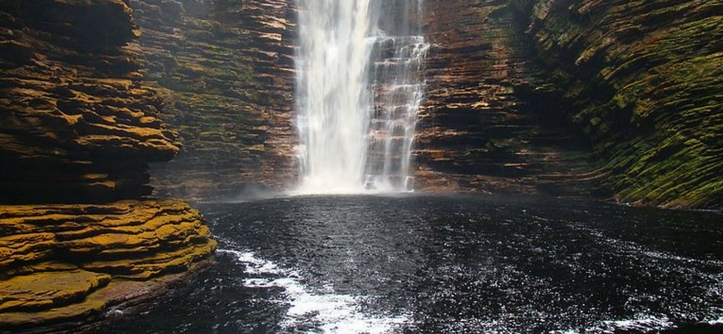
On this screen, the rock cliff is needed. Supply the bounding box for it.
[133,0,604,198]
[4,0,719,330]
[416,0,601,195]
[0,0,180,204]
[413,0,722,209]
[0,0,215,331]
[514,0,723,208]
[131,0,722,209]
[130,0,298,199]
[0,200,215,332]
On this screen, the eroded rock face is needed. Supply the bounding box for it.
[415,0,599,195]
[134,0,603,198]
[131,0,298,199]
[0,200,216,332]
[0,1,216,332]
[0,0,181,204]
[124,0,721,209]
[414,0,723,209]
[514,0,723,208]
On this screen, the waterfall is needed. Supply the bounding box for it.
[295,0,428,194]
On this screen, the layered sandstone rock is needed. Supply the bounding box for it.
[130,0,607,199]
[125,0,722,209]
[0,0,181,203]
[514,0,723,208]
[415,0,600,194]
[0,200,215,332]
[0,201,216,332]
[0,0,216,332]
[131,0,298,199]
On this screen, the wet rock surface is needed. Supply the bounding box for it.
[126,0,721,209]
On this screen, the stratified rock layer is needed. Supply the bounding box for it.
[0,1,216,332]
[514,0,723,208]
[131,0,298,199]
[120,0,721,208]
[0,200,216,332]
[0,0,180,203]
[416,0,599,194]
[129,0,605,199]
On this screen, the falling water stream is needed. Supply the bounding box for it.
[295,0,428,194]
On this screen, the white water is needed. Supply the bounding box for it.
[295,0,428,194]
[219,249,410,333]
[225,246,695,334]
[366,36,429,191]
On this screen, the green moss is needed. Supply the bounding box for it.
[521,0,723,208]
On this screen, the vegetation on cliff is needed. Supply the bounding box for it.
[515,0,723,208]
[131,0,298,199]
[418,0,600,195]
[0,1,720,332]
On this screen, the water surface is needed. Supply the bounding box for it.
[106,194,723,333]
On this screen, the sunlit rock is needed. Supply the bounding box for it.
[0,0,180,204]
[0,200,216,332]
[0,0,216,332]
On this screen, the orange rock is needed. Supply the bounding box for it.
[0,270,111,313]
[0,200,216,332]
[0,0,180,204]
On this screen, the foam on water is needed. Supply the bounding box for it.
[219,249,410,333]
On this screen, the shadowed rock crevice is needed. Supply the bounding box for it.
[513,0,723,208]
[416,0,601,196]
[411,0,721,209]
[0,0,180,204]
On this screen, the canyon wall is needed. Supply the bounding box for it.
[513,0,723,208]
[416,0,601,195]
[134,0,603,199]
[133,0,721,209]
[131,0,297,200]
[3,0,719,331]
[0,0,178,204]
[415,0,722,209]
[0,0,215,332]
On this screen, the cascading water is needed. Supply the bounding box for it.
[365,34,429,192]
[295,0,428,194]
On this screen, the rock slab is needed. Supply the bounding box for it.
[0,200,216,333]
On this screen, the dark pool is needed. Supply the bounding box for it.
[105,194,723,333]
